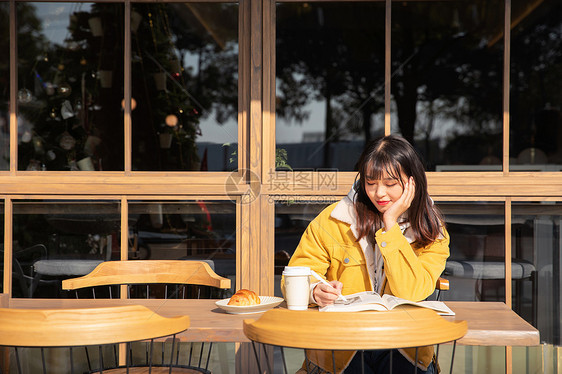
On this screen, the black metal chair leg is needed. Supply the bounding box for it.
[70,346,74,374]
[449,341,457,374]
[305,350,316,374]
[204,342,213,371]
[188,342,194,366]
[251,341,263,373]
[167,336,176,373]
[14,347,22,374]
[149,339,154,371]
[262,343,274,374]
[360,350,365,374]
[198,341,205,368]
[280,346,289,374]
[41,347,47,374]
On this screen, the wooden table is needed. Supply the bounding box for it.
[4,299,539,347]
[444,301,539,346]
[2,297,539,374]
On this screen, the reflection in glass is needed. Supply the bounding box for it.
[391,1,503,171]
[510,0,562,171]
[17,3,124,171]
[513,202,561,346]
[128,200,236,293]
[12,200,120,298]
[438,202,506,302]
[0,3,8,170]
[131,3,238,171]
[273,200,335,296]
[276,3,385,171]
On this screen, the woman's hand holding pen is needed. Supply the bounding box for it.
[383,176,415,231]
[313,280,344,307]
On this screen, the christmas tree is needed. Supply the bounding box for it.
[17,3,204,171]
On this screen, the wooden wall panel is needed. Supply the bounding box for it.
[2,172,562,197]
[0,173,248,195]
[261,0,275,297]
[124,0,132,173]
[248,0,263,293]
[9,0,17,174]
[261,172,562,197]
[2,200,12,296]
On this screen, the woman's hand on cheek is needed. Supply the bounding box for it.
[313,280,343,307]
[383,176,415,230]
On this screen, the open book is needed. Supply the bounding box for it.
[319,291,455,316]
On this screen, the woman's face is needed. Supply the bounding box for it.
[364,169,407,214]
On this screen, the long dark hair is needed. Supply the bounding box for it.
[354,135,444,246]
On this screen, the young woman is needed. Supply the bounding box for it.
[283,134,450,374]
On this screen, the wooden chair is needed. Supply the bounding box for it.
[435,276,449,301]
[62,260,232,373]
[432,276,451,365]
[0,244,58,298]
[243,307,467,374]
[0,305,190,373]
[444,257,537,325]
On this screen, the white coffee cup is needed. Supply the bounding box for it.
[282,266,311,310]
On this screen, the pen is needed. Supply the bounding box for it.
[310,269,348,302]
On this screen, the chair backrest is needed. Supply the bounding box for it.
[0,244,48,298]
[436,277,449,292]
[0,305,190,348]
[61,260,231,298]
[59,260,227,373]
[243,307,467,350]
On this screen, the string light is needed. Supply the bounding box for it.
[121,98,137,111]
[165,114,178,127]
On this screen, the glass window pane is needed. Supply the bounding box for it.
[12,200,120,298]
[438,202,506,302]
[129,200,236,295]
[17,3,124,171]
[131,3,238,171]
[0,2,8,170]
[276,2,385,171]
[273,200,337,297]
[392,1,504,171]
[513,202,561,346]
[510,0,562,171]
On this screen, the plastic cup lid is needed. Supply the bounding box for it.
[282,266,311,276]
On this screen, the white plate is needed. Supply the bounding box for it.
[215,296,284,314]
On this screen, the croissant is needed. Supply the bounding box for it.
[227,289,261,306]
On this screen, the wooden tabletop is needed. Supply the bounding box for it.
[244,307,468,350]
[444,301,540,346]
[5,298,539,346]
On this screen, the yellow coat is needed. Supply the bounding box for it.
[281,191,450,373]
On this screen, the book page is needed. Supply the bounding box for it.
[381,294,455,316]
[415,301,455,316]
[319,291,388,312]
[319,292,455,315]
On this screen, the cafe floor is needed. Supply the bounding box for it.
[204,343,550,374]
[6,342,554,373]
